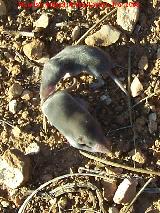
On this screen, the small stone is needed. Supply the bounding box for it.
[21,90,33,100]
[9,100,17,114]
[138,55,148,70]
[8,64,21,76]
[130,76,143,97]
[102,179,117,201]
[100,95,112,105]
[12,126,21,138]
[129,149,146,164]
[1,200,9,208]
[0,0,6,16]
[148,112,157,134]
[21,111,28,119]
[156,160,160,166]
[108,207,119,213]
[85,25,121,47]
[8,83,23,99]
[33,13,49,28]
[23,39,45,60]
[113,178,137,204]
[72,26,80,41]
[25,142,40,155]
[117,2,139,32]
[0,149,30,189]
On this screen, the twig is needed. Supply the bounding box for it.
[80,151,160,177]
[43,115,47,133]
[0,119,14,128]
[74,8,117,45]
[131,93,156,109]
[56,21,89,28]
[123,177,153,213]
[1,30,35,37]
[108,125,132,134]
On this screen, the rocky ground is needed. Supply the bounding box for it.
[0,0,160,212]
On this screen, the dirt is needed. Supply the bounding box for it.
[0,0,160,212]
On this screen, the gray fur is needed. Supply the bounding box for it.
[40,45,127,101]
[42,91,112,155]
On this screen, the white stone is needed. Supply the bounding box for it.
[113,178,137,204]
[0,149,30,189]
[130,76,143,97]
[85,25,121,47]
[9,100,17,114]
[33,13,49,28]
[25,142,40,155]
[117,2,139,32]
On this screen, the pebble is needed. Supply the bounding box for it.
[129,149,146,164]
[138,55,148,70]
[25,142,40,155]
[148,112,157,134]
[102,179,117,201]
[0,0,6,16]
[85,25,121,46]
[9,100,17,114]
[8,83,23,99]
[33,13,49,28]
[21,111,28,119]
[72,26,80,41]
[113,178,137,204]
[23,39,45,60]
[117,2,139,32]
[0,149,30,189]
[21,90,33,100]
[12,126,21,138]
[156,160,160,166]
[130,76,143,97]
[1,200,10,208]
